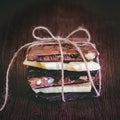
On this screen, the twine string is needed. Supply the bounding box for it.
[0,41,38,111]
[32,26,56,40]
[0,26,101,111]
[32,26,101,99]
[33,26,101,101]
[66,26,91,42]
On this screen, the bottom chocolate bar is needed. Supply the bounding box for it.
[27,85,99,102]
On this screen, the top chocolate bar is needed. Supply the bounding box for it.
[26,38,99,62]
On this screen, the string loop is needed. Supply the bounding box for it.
[65,26,91,42]
[32,26,56,40]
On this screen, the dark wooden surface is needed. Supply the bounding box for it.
[0,1,120,120]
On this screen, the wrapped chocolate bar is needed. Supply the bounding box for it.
[0,26,101,111]
[23,26,101,102]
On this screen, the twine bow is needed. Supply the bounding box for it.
[0,26,101,111]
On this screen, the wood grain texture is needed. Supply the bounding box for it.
[0,1,120,120]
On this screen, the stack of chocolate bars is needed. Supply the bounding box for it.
[23,38,100,101]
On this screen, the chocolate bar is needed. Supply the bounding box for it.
[26,66,97,89]
[27,42,99,62]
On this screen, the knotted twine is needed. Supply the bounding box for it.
[0,26,101,111]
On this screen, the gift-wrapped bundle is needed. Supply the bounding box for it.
[23,26,101,101]
[0,26,101,112]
